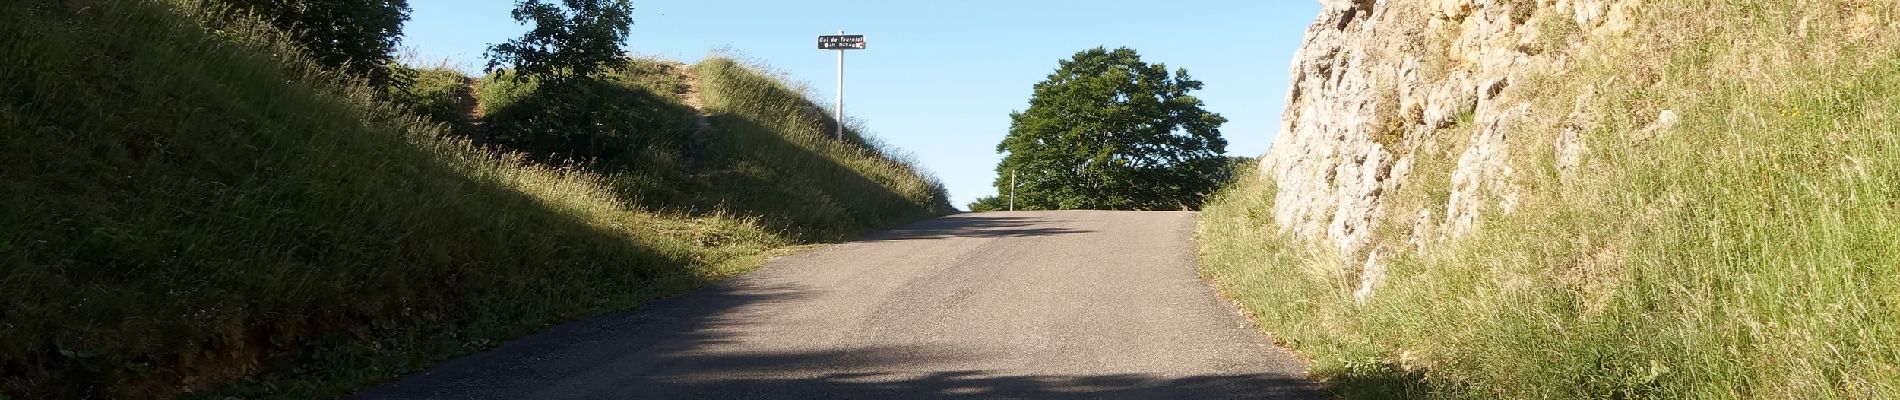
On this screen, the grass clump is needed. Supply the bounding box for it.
[0,0,944,397]
[1202,0,1900,398]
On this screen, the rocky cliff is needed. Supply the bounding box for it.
[1216,1,1899,396]
[1262,0,1645,299]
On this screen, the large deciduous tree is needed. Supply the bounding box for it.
[992,47,1229,211]
[485,0,634,83]
[219,0,411,88]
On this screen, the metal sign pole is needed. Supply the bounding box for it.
[835,30,845,141]
[816,31,864,142]
[1010,170,1017,211]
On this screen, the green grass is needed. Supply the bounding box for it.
[688,57,953,240]
[468,56,954,241]
[1201,1,1900,398]
[0,1,946,398]
[474,62,698,172]
[387,64,468,128]
[472,69,536,116]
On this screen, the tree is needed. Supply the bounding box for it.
[485,0,634,83]
[481,0,636,162]
[219,0,411,88]
[992,47,1229,211]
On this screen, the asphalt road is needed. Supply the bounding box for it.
[354,211,1320,399]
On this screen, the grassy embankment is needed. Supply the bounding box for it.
[1201,1,1900,399]
[0,0,947,397]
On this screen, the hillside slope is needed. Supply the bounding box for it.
[0,1,946,397]
[1203,0,1899,398]
[689,58,953,240]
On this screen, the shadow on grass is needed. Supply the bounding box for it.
[0,2,726,395]
[476,76,699,172]
[674,113,945,242]
[1317,360,1439,400]
[469,77,946,244]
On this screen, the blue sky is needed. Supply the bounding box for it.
[405,0,1321,208]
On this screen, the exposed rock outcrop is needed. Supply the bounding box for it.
[1261,0,1640,297]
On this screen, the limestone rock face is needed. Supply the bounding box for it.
[1261,0,1637,297]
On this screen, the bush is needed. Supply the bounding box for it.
[477,62,698,170]
[967,196,1007,212]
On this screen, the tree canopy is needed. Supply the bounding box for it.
[477,0,640,163]
[991,47,1229,211]
[219,0,411,88]
[485,0,634,83]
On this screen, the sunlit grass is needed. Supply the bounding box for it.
[1200,1,1900,398]
[0,0,944,397]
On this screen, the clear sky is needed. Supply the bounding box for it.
[404,0,1321,208]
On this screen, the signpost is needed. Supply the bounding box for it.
[818,32,866,140]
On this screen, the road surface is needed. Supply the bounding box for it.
[355,211,1320,399]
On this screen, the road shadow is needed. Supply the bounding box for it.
[352,268,1319,400]
[856,215,1094,242]
[1315,360,1440,399]
[605,369,1322,399]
